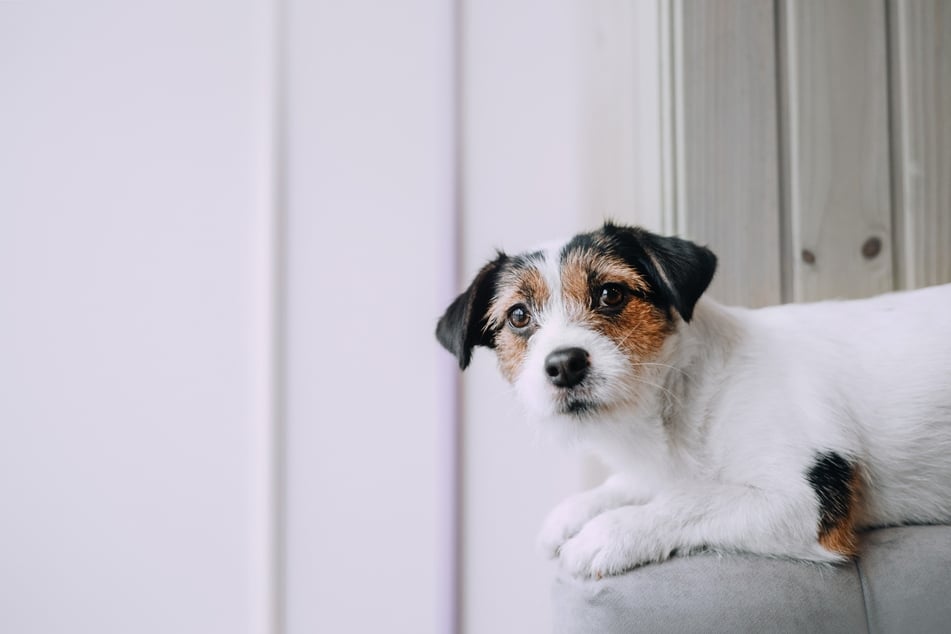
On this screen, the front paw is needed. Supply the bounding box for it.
[537,498,597,559]
[558,508,671,579]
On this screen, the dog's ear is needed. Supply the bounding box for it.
[436,253,508,369]
[606,223,717,322]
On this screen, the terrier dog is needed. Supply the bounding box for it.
[436,222,951,578]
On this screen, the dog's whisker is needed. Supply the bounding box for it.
[604,331,694,382]
[630,361,695,382]
[625,375,684,409]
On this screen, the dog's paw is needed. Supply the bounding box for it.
[537,498,596,559]
[558,507,671,579]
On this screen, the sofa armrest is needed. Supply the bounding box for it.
[552,525,951,633]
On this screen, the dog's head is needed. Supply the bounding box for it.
[436,223,716,419]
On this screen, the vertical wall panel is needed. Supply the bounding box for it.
[578,0,664,232]
[782,0,894,301]
[282,2,447,634]
[890,0,951,289]
[674,0,783,308]
[0,3,275,633]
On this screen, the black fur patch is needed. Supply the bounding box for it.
[806,452,856,535]
[509,251,545,270]
[435,253,508,369]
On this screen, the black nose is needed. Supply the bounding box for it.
[545,347,589,388]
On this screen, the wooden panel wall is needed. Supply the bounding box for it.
[675,0,783,308]
[674,0,950,308]
[890,0,951,289]
[782,0,894,302]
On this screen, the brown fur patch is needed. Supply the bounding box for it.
[487,265,550,383]
[817,467,862,557]
[807,452,863,558]
[560,252,671,363]
[494,329,530,383]
[486,266,549,329]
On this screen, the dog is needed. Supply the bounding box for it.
[435,222,951,579]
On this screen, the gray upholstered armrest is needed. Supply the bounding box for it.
[553,526,951,633]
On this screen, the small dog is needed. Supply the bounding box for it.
[436,222,951,578]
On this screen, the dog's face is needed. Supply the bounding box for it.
[436,223,717,419]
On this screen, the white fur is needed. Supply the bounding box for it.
[525,246,951,578]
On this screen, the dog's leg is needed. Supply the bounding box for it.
[558,482,842,578]
[537,474,652,559]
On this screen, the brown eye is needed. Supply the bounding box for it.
[507,305,531,329]
[598,284,626,309]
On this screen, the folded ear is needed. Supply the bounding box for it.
[605,223,717,322]
[436,253,508,369]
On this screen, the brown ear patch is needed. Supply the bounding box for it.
[807,452,862,557]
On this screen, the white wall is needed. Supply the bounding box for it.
[281,1,449,632]
[0,2,276,633]
[1,3,662,633]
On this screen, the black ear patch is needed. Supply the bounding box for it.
[603,223,717,322]
[436,253,508,369]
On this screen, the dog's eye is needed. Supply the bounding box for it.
[598,284,627,309]
[507,305,531,329]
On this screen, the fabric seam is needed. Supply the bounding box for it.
[855,556,874,634]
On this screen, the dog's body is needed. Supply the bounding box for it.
[437,223,951,578]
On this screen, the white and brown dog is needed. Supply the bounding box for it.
[436,222,951,579]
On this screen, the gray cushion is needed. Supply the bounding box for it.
[859,526,951,634]
[552,525,951,633]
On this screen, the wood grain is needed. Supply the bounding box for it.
[890,0,951,289]
[675,0,783,308]
[781,0,894,301]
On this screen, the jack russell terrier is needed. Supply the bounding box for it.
[436,222,951,579]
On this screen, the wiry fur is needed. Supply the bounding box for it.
[436,223,951,578]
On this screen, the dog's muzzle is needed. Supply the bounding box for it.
[544,347,590,389]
